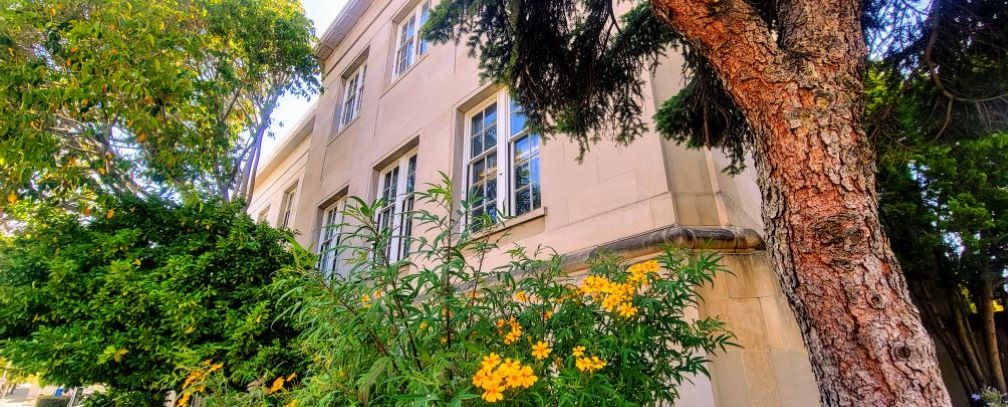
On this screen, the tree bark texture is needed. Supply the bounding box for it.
[651,0,953,404]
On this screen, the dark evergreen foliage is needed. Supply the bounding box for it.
[424,0,1007,172]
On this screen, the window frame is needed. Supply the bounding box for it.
[392,0,431,78]
[340,63,367,129]
[278,182,298,228]
[463,92,542,228]
[375,150,418,262]
[317,198,346,278]
[257,207,270,223]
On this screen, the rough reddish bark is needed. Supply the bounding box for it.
[651,0,953,404]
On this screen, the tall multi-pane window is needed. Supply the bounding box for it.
[468,102,498,227]
[317,199,345,277]
[376,152,418,262]
[393,1,430,77]
[279,183,298,228]
[340,64,366,128]
[465,92,542,229]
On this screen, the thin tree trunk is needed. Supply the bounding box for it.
[913,283,978,393]
[651,0,952,404]
[950,288,987,393]
[980,272,1006,391]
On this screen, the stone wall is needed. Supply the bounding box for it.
[701,252,820,407]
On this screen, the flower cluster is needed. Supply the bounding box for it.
[569,346,606,373]
[361,289,383,305]
[268,372,297,394]
[628,259,660,283]
[472,353,538,403]
[579,276,637,318]
[575,355,607,374]
[177,360,222,406]
[575,259,660,319]
[496,317,523,345]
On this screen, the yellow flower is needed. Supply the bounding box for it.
[361,294,371,304]
[503,319,522,345]
[575,355,607,373]
[543,310,553,320]
[518,365,537,388]
[531,341,551,360]
[572,345,585,357]
[283,401,298,407]
[176,392,191,407]
[514,290,529,303]
[267,376,285,394]
[591,356,607,371]
[472,353,537,402]
[206,362,223,374]
[481,353,502,370]
[481,381,504,403]
[617,302,638,318]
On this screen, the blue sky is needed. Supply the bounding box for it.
[263,0,349,157]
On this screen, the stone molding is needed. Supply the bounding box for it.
[560,225,766,271]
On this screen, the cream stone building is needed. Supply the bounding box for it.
[247,0,821,404]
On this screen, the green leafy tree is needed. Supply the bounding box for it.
[0,197,303,406]
[422,0,1005,403]
[0,0,318,210]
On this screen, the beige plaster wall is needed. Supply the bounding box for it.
[248,123,312,228]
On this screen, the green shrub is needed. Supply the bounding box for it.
[35,396,69,407]
[181,177,736,406]
[0,196,303,405]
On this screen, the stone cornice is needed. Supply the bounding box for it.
[560,225,765,271]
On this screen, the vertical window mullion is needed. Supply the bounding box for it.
[497,93,508,215]
[391,157,408,261]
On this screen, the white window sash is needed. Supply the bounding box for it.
[393,1,430,78]
[463,92,542,227]
[341,65,366,128]
[318,199,345,277]
[375,152,417,262]
[279,184,297,228]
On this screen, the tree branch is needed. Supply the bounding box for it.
[650,0,793,114]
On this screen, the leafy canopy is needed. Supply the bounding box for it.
[0,196,303,405]
[0,0,319,210]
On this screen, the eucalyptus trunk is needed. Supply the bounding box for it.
[651,0,952,404]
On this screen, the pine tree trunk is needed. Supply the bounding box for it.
[651,0,952,404]
[980,273,1006,392]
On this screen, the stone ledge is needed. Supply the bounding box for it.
[560,225,766,271]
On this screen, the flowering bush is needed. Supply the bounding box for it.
[184,177,735,406]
